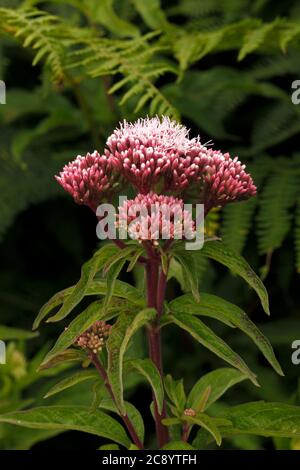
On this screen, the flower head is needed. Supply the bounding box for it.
[116,192,195,245]
[55,151,118,211]
[75,321,111,354]
[198,150,257,212]
[106,116,203,193]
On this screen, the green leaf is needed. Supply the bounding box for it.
[200,241,270,315]
[127,247,145,272]
[91,0,139,37]
[125,359,164,414]
[162,441,195,450]
[172,246,200,301]
[187,368,248,412]
[34,279,145,329]
[98,398,144,444]
[220,402,300,439]
[104,247,137,309]
[44,244,119,324]
[0,325,38,340]
[238,21,281,61]
[44,370,98,398]
[131,0,168,29]
[39,348,87,371]
[0,406,130,447]
[99,444,120,450]
[185,413,222,446]
[167,312,258,386]
[164,375,186,415]
[169,293,283,375]
[162,417,181,426]
[107,308,157,414]
[40,300,121,367]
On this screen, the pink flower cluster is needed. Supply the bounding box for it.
[56,116,256,216]
[116,193,195,245]
[55,151,118,211]
[106,116,203,193]
[198,149,257,211]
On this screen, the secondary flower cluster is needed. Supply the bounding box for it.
[116,193,195,245]
[75,321,111,354]
[55,151,118,212]
[56,117,256,233]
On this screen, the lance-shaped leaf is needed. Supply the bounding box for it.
[125,359,164,414]
[40,300,122,367]
[172,246,200,301]
[0,325,38,340]
[43,244,119,325]
[185,413,223,446]
[104,247,137,309]
[200,241,270,315]
[169,293,283,375]
[39,348,87,371]
[187,368,248,411]
[167,312,258,386]
[107,308,157,414]
[0,406,130,447]
[164,374,186,415]
[34,279,145,329]
[194,402,300,447]
[44,370,98,398]
[98,397,145,443]
[220,402,300,438]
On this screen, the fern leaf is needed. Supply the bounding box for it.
[131,0,168,30]
[222,158,271,253]
[238,19,281,61]
[256,170,298,255]
[249,102,300,155]
[0,7,65,81]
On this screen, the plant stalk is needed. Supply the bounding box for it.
[146,259,169,448]
[89,352,144,450]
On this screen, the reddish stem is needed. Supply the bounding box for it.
[146,259,169,448]
[182,422,191,442]
[89,352,144,450]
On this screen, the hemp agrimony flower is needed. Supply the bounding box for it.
[55,151,118,211]
[116,192,196,245]
[56,116,256,218]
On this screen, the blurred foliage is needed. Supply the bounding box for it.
[0,0,299,450]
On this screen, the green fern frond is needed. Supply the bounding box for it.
[68,32,179,118]
[256,169,299,255]
[249,102,300,155]
[0,7,65,81]
[172,18,300,71]
[238,18,282,61]
[249,52,300,80]
[221,158,271,253]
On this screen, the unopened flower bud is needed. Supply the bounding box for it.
[75,321,111,354]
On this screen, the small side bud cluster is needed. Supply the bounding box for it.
[75,321,111,354]
[116,192,195,245]
[55,151,118,211]
[184,408,196,417]
[199,150,257,209]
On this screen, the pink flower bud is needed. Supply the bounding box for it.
[55,151,118,211]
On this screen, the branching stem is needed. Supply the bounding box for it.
[89,352,144,450]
